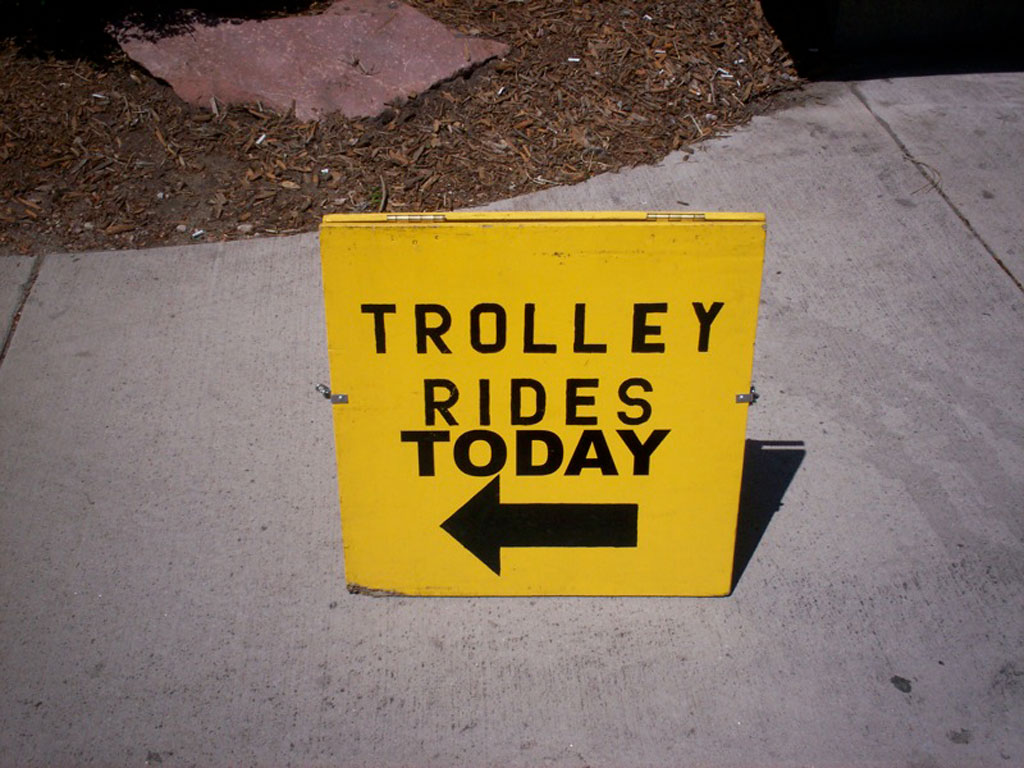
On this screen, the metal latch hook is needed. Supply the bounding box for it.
[735,385,759,405]
[316,383,349,404]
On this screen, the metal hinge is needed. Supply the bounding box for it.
[646,212,705,221]
[386,214,446,222]
[735,386,759,405]
[316,383,348,404]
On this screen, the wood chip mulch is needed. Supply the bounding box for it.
[0,0,799,256]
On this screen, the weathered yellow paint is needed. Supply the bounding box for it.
[320,211,765,595]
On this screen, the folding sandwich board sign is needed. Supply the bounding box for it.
[320,211,765,596]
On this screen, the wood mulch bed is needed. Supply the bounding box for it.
[0,0,799,256]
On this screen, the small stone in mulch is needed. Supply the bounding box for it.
[117,0,508,121]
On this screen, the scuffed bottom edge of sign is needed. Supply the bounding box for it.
[347,582,410,597]
[345,582,734,598]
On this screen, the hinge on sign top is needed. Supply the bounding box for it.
[646,212,705,221]
[386,214,446,222]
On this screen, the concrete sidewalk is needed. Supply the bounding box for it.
[1,73,1022,767]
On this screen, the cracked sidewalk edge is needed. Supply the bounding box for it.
[849,82,1023,293]
[0,253,45,369]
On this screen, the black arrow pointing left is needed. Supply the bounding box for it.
[440,476,638,575]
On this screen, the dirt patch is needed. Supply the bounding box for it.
[0,0,800,256]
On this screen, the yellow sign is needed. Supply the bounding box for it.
[320,211,765,595]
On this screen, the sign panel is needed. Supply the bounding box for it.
[320,211,765,595]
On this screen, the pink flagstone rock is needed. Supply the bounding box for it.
[118,0,508,121]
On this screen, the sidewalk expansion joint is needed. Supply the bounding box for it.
[850,82,1023,294]
[0,253,45,369]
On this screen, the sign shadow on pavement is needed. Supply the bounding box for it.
[731,439,806,591]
